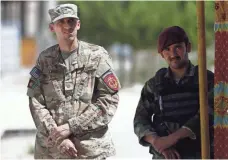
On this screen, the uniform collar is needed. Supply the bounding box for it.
[55,40,86,68]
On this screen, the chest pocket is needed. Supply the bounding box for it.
[41,69,66,102]
[73,57,100,103]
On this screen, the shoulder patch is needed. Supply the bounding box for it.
[102,71,119,92]
[27,78,40,89]
[30,66,41,79]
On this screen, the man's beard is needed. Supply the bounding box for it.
[169,56,188,69]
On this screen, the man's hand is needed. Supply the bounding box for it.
[57,139,77,158]
[161,148,181,159]
[48,123,71,144]
[151,136,178,153]
[170,127,196,140]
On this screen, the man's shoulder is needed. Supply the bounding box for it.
[80,41,101,51]
[206,69,214,81]
[144,68,167,89]
[34,44,59,69]
[206,69,214,76]
[39,44,59,58]
[80,41,110,59]
[155,68,167,76]
[193,65,214,74]
[194,65,214,79]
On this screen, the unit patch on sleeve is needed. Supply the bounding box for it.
[102,71,119,92]
[30,66,41,79]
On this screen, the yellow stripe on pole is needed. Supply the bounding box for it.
[196,1,210,159]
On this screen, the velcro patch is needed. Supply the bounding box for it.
[102,71,119,92]
[27,78,40,89]
[30,66,41,79]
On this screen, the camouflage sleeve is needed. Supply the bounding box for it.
[68,48,120,135]
[133,80,158,146]
[183,71,214,138]
[27,57,57,135]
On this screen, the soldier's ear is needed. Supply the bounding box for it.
[49,23,54,32]
[76,19,81,30]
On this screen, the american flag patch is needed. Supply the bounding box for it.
[30,67,41,79]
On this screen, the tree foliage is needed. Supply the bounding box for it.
[61,1,214,51]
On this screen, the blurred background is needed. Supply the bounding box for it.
[0,1,215,159]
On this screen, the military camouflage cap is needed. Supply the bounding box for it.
[157,26,189,53]
[48,4,79,23]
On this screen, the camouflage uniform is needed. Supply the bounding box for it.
[27,41,120,159]
[133,62,214,159]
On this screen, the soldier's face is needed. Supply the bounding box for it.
[50,18,80,41]
[161,42,191,70]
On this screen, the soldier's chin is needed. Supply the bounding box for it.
[170,63,184,70]
[66,35,76,41]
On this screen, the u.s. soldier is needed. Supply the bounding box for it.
[133,26,214,159]
[27,3,120,159]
